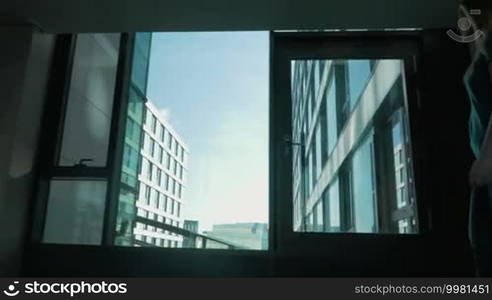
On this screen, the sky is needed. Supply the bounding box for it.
[146,32,269,232]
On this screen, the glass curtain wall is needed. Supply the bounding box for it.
[291,59,418,234]
[115,33,151,246]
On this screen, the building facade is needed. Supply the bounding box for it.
[291,59,418,234]
[205,223,268,250]
[133,101,189,247]
[115,33,152,246]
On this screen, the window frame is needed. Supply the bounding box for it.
[32,32,274,256]
[29,31,430,272]
[29,33,133,246]
[271,31,427,255]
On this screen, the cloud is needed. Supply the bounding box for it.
[158,108,171,122]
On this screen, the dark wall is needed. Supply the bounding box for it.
[23,245,272,277]
[418,29,475,270]
[0,28,55,276]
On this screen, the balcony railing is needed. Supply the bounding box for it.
[134,216,241,249]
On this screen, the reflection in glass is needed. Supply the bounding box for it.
[291,59,418,234]
[347,60,372,109]
[43,180,107,245]
[58,33,120,167]
[351,134,376,233]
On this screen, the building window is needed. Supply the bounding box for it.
[158,145,164,164]
[318,102,328,166]
[144,109,150,127]
[347,60,372,110]
[151,114,157,134]
[168,133,173,149]
[166,153,171,170]
[315,123,322,181]
[149,188,155,207]
[148,162,153,181]
[150,139,155,157]
[160,125,165,142]
[146,187,153,206]
[324,178,341,232]
[144,185,151,203]
[165,174,170,191]
[351,133,377,233]
[322,72,339,156]
[163,196,168,212]
[314,201,323,232]
[157,169,162,186]
[157,193,164,210]
[170,199,175,214]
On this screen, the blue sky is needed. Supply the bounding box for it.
[146,32,269,232]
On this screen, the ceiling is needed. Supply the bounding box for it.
[2,0,458,33]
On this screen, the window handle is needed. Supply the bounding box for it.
[74,158,93,167]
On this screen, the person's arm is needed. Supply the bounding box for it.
[469,61,492,186]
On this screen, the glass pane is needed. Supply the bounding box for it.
[291,59,418,234]
[326,178,340,232]
[43,180,107,245]
[326,76,338,154]
[351,134,377,233]
[115,32,269,250]
[347,60,372,109]
[115,33,149,246]
[132,32,152,95]
[58,33,120,167]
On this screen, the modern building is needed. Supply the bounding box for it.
[133,101,189,248]
[115,33,152,246]
[291,59,418,234]
[204,223,268,250]
[109,33,190,248]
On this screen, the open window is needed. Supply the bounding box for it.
[33,32,270,251]
[272,32,426,253]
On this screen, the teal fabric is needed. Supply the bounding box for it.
[465,35,492,276]
[464,35,492,158]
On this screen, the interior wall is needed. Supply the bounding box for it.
[0,27,55,275]
[2,0,458,33]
